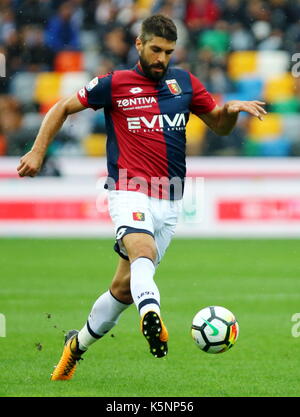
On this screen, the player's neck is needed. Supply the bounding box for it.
[134,62,169,83]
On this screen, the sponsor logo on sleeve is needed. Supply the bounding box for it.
[86,77,99,91]
[78,88,86,98]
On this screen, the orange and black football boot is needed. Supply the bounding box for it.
[51,330,84,380]
[141,311,168,358]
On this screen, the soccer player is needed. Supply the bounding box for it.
[17,14,266,380]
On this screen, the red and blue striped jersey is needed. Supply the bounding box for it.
[77,64,216,199]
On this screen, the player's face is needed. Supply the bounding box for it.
[136,36,175,81]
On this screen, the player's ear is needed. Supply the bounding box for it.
[135,37,143,54]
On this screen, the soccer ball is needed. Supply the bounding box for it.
[191,306,239,353]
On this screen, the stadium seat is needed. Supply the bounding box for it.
[93,111,106,132]
[282,115,300,143]
[186,114,207,154]
[270,98,300,114]
[186,114,207,143]
[227,51,258,80]
[22,112,44,130]
[257,50,290,80]
[248,113,283,141]
[259,137,291,156]
[136,0,153,8]
[83,50,101,73]
[243,138,261,156]
[34,72,62,105]
[223,92,251,103]
[39,99,60,115]
[10,72,37,104]
[235,77,264,101]
[83,133,107,156]
[244,136,291,156]
[264,73,295,103]
[79,31,98,52]
[54,51,83,73]
[60,71,90,98]
[198,29,230,54]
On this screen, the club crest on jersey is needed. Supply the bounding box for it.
[132,212,145,221]
[166,79,182,95]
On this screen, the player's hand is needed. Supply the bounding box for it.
[17,149,45,177]
[225,100,267,121]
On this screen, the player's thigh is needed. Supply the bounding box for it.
[122,232,157,263]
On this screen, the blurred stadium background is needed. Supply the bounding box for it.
[1,0,300,236]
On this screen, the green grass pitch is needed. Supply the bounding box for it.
[0,238,299,397]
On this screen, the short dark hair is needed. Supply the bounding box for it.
[139,14,177,44]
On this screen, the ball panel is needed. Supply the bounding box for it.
[204,318,228,344]
[228,321,239,345]
[207,344,228,354]
[214,306,236,323]
[191,327,206,349]
[192,307,212,323]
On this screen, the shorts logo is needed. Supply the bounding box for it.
[166,79,182,95]
[86,77,99,91]
[132,212,145,221]
[116,227,127,240]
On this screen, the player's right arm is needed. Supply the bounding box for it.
[17,94,85,177]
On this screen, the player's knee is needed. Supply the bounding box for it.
[110,271,133,304]
[123,233,156,263]
[128,241,156,262]
[129,245,156,263]
[110,283,133,304]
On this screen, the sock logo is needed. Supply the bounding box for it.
[137,291,155,300]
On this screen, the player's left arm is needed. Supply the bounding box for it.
[199,100,267,136]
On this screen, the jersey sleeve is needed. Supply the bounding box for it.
[77,73,113,111]
[189,73,217,115]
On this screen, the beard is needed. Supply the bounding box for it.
[139,52,168,81]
